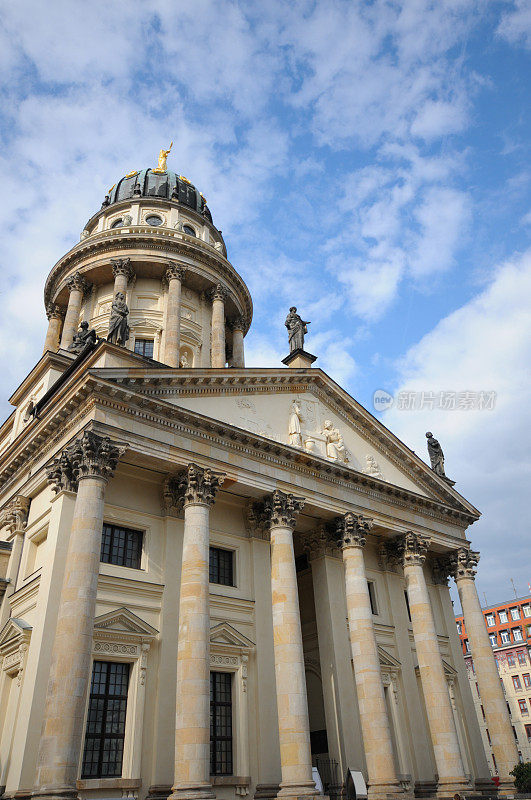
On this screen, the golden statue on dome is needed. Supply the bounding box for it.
[153,141,173,173]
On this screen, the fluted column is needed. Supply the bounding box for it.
[229,316,245,368]
[0,496,30,629]
[34,432,127,800]
[111,257,135,296]
[164,263,186,367]
[209,284,228,368]
[452,548,518,794]
[337,514,402,799]
[43,305,65,354]
[252,490,317,800]
[168,464,225,800]
[398,532,469,798]
[59,273,90,350]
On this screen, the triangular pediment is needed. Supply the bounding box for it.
[0,617,32,651]
[94,607,158,638]
[210,622,254,650]
[378,645,401,670]
[85,366,479,518]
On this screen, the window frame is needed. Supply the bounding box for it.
[367,580,378,615]
[500,630,510,645]
[209,546,235,587]
[134,338,155,359]
[100,523,144,570]
[507,653,516,666]
[489,633,497,646]
[518,699,528,715]
[499,610,509,624]
[81,661,130,779]
[210,670,233,776]
[486,613,495,627]
[513,675,522,690]
[523,674,531,689]
[182,224,197,237]
[511,607,521,621]
[144,214,163,227]
[513,627,524,642]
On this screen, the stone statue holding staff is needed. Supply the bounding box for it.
[285,307,310,353]
[107,292,130,346]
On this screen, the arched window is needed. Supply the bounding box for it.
[182,224,196,237]
[110,218,123,228]
[145,215,163,227]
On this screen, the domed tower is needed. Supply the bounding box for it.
[43,156,252,369]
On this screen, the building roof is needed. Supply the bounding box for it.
[104,168,212,222]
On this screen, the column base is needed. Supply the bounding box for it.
[277,781,324,800]
[254,786,279,800]
[367,782,411,799]
[434,777,473,799]
[168,786,215,800]
[494,779,516,798]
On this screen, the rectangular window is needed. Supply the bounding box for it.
[519,699,528,715]
[134,338,154,358]
[81,661,130,778]
[499,610,508,624]
[500,630,511,645]
[518,652,527,666]
[101,524,143,569]
[367,581,378,615]
[456,621,462,635]
[489,634,497,646]
[508,653,516,666]
[210,671,233,775]
[481,705,486,720]
[486,614,495,627]
[209,547,234,587]
[511,607,521,621]
[525,724,531,740]
[486,728,491,745]
[464,639,470,653]
[524,674,531,689]
[513,676,522,690]
[523,605,531,618]
[513,628,523,642]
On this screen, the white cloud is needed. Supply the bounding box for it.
[382,249,531,605]
[497,0,531,49]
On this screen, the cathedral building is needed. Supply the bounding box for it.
[0,155,519,800]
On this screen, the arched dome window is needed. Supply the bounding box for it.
[182,224,196,237]
[111,218,123,228]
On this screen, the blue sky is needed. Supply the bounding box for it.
[0,0,530,608]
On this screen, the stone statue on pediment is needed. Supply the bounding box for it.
[285,307,310,352]
[288,401,303,448]
[322,419,347,462]
[68,321,97,354]
[426,431,446,477]
[364,454,384,479]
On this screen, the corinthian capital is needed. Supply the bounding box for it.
[111,258,135,282]
[251,490,305,531]
[169,463,225,508]
[452,547,480,581]
[165,261,186,283]
[66,271,90,294]
[0,496,30,535]
[228,315,246,332]
[46,303,65,321]
[398,531,430,567]
[46,431,127,492]
[209,283,229,303]
[303,522,337,559]
[336,512,372,550]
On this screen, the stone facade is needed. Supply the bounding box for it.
[0,165,514,800]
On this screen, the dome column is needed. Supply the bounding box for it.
[111,257,135,297]
[164,263,186,367]
[209,284,228,368]
[229,316,246,368]
[43,304,65,354]
[59,273,90,350]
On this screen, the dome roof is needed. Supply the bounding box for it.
[104,169,212,222]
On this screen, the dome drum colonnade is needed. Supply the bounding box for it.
[30,430,517,800]
[42,169,252,368]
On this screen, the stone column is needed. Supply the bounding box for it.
[229,317,246,368]
[43,305,65,354]
[111,257,135,297]
[252,490,318,800]
[164,263,186,367]
[33,431,127,800]
[0,496,30,629]
[337,514,402,799]
[398,532,469,798]
[59,273,90,350]
[452,548,518,794]
[168,464,225,800]
[209,284,228,368]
